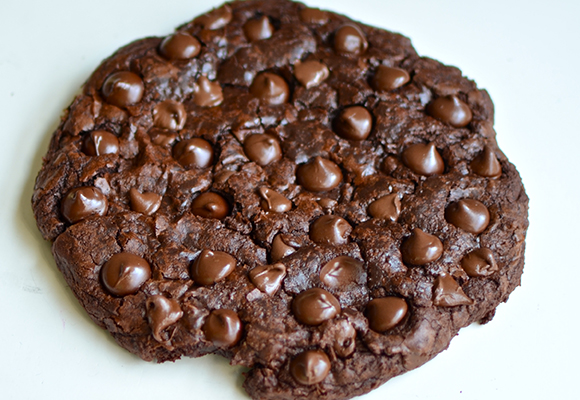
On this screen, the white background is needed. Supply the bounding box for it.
[1,0,578,399]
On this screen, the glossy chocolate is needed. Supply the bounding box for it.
[471,146,502,178]
[461,248,498,277]
[249,263,287,295]
[332,320,356,357]
[101,252,151,297]
[334,24,367,55]
[193,76,223,107]
[292,288,341,325]
[243,16,274,42]
[368,193,401,221]
[153,100,187,130]
[401,228,443,265]
[299,8,328,24]
[433,273,473,307]
[159,32,201,60]
[191,192,230,219]
[334,106,373,141]
[372,65,410,91]
[146,295,183,343]
[191,249,236,285]
[297,156,342,192]
[82,130,119,156]
[366,297,408,332]
[195,5,232,30]
[61,186,108,224]
[129,188,162,215]
[101,71,144,109]
[258,187,292,213]
[309,215,352,246]
[250,72,289,105]
[290,350,331,386]
[401,142,445,176]
[243,134,282,166]
[294,60,329,89]
[173,138,214,169]
[319,256,363,289]
[271,234,296,262]
[427,95,472,128]
[203,309,242,347]
[445,199,490,234]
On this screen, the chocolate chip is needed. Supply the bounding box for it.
[310,215,352,246]
[159,32,201,60]
[129,188,162,216]
[334,24,368,55]
[296,156,342,192]
[401,228,443,265]
[258,187,292,213]
[299,8,328,24]
[294,60,329,89]
[334,106,373,141]
[243,16,274,42]
[100,253,151,297]
[153,100,187,130]
[195,5,232,30]
[368,193,401,221]
[193,76,223,107]
[372,65,410,91]
[471,146,502,178]
[101,71,144,109]
[401,142,445,176]
[248,263,287,295]
[290,349,331,386]
[243,134,282,166]
[271,234,296,262]
[61,186,108,224]
[250,72,289,105]
[146,295,183,343]
[150,131,178,147]
[332,320,356,357]
[190,249,236,285]
[445,199,490,234]
[366,297,408,332]
[319,256,363,289]
[426,95,472,128]
[172,138,214,169]
[203,309,242,347]
[191,192,230,219]
[82,130,119,156]
[292,288,341,326]
[461,248,498,277]
[433,273,473,307]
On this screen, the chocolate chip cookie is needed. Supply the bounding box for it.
[32,1,529,399]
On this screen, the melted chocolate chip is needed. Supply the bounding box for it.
[129,188,162,216]
[332,320,356,357]
[471,146,502,178]
[334,24,368,55]
[173,138,214,169]
[319,256,363,289]
[249,263,287,295]
[243,134,282,166]
[299,8,329,24]
[290,350,331,386]
[61,186,108,224]
[191,192,230,219]
[250,72,289,105]
[243,16,274,42]
[433,273,473,307]
[146,295,183,343]
[401,228,443,265]
[82,130,119,156]
[101,71,144,109]
[427,95,472,128]
[258,187,292,213]
[153,100,187,130]
[294,60,329,89]
[271,234,296,262]
[193,76,223,107]
[445,199,490,234]
[368,193,401,221]
[292,288,341,326]
[159,32,201,60]
[297,156,342,192]
[150,130,178,147]
[190,249,236,285]
[310,215,352,246]
[101,253,151,297]
[461,248,498,277]
[195,5,232,30]
[401,142,445,176]
[366,297,408,332]
[334,106,373,141]
[203,309,242,347]
[372,65,410,92]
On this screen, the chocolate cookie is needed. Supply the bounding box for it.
[31,1,528,399]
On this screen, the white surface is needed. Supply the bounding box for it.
[1,0,578,399]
